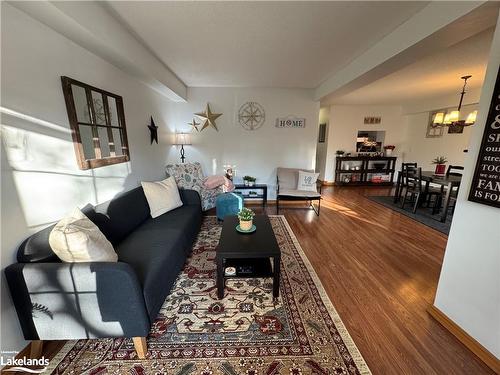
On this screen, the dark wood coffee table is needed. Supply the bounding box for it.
[216,215,281,299]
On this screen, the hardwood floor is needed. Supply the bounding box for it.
[250,186,494,375]
[8,186,493,374]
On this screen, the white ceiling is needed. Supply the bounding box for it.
[328,27,494,106]
[107,1,428,88]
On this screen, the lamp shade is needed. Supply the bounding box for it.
[174,133,191,145]
[448,110,460,123]
[465,110,477,124]
[443,113,452,125]
[432,112,445,125]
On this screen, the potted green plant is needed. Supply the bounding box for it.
[243,175,256,186]
[237,207,255,231]
[335,150,345,157]
[383,145,395,156]
[432,156,448,175]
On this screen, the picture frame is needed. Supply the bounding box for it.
[364,116,381,124]
[318,123,326,143]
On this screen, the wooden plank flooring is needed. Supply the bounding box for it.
[6,186,494,374]
[252,186,494,375]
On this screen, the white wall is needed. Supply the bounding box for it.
[323,105,406,182]
[0,4,320,356]
[163,87,319,198]
[316,107,330,180]
[0,3,175,355]
[404,104,477,171]
[433,12,500,359]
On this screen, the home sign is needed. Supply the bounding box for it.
[276,116,306,128]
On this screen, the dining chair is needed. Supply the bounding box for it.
[433,165,464,215]
[401,167,422,213]
[396,163,418,202]
[446,165,464,176]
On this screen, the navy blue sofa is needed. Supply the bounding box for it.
[4,186,202,358]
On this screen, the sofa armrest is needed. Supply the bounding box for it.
[4,262,150,340]
[180,188,202,207]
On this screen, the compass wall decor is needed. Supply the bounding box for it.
[238,102,265,130]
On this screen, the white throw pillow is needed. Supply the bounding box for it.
[141,176,183,218]
[49,208,117,263]
[297,171,320,191]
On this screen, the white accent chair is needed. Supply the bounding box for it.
[276,167,322,216]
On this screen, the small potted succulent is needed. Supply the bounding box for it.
[384,145,395,156]
[335,150,345,157]
[432,156,448,175]
[243,175,256,186]
[237,207,255,231]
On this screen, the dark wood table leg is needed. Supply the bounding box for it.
[263,186,267,207]
[393,172,402,203]
[273,255,280,298]
[440,182,453,223]
[216,255,224,299]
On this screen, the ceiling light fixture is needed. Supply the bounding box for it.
[432,75,477,127]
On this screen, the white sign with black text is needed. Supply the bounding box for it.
[276,116,306,128]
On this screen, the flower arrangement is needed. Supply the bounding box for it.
[383,145,395,150]
[335,150,345,156]
[237,207,255,231]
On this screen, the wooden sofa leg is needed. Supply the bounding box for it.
[30,340,43,358]
[133,337,147,359]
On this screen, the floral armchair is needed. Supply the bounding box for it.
[165,162,223,211]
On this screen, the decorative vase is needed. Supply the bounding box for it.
[249,181,255,187]
[385,149,393,156]
[244,180,249,186]
[239,219,253,231]
[435,164,446,175]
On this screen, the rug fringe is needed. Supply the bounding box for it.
[43,340,77,374]
[271,214,372,375]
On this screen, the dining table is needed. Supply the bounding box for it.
[393,170,462,222]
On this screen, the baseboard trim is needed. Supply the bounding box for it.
[319,180,335,186]
[427,304,500,373]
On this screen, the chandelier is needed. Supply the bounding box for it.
[432,75,477,127]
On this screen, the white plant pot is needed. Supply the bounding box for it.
[249,181,255,186]
[239,219,253,231]
[385,149,393,156]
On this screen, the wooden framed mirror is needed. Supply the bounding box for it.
[61,76,130,169]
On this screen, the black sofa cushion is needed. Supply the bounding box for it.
[116,205,201,320]
[16,225,60,263]
[86,187,150,246]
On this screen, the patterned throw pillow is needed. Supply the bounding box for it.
[297,171,319,192]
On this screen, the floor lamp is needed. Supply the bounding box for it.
[174,133,191,163]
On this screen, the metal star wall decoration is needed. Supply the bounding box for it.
[195,103,222,131]
[148,116,158,144]
[188,117,200,132]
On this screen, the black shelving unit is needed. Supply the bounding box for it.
[334,156,397,186]
[233,184,267,206]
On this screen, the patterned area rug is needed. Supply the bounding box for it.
[47,216,370,375]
